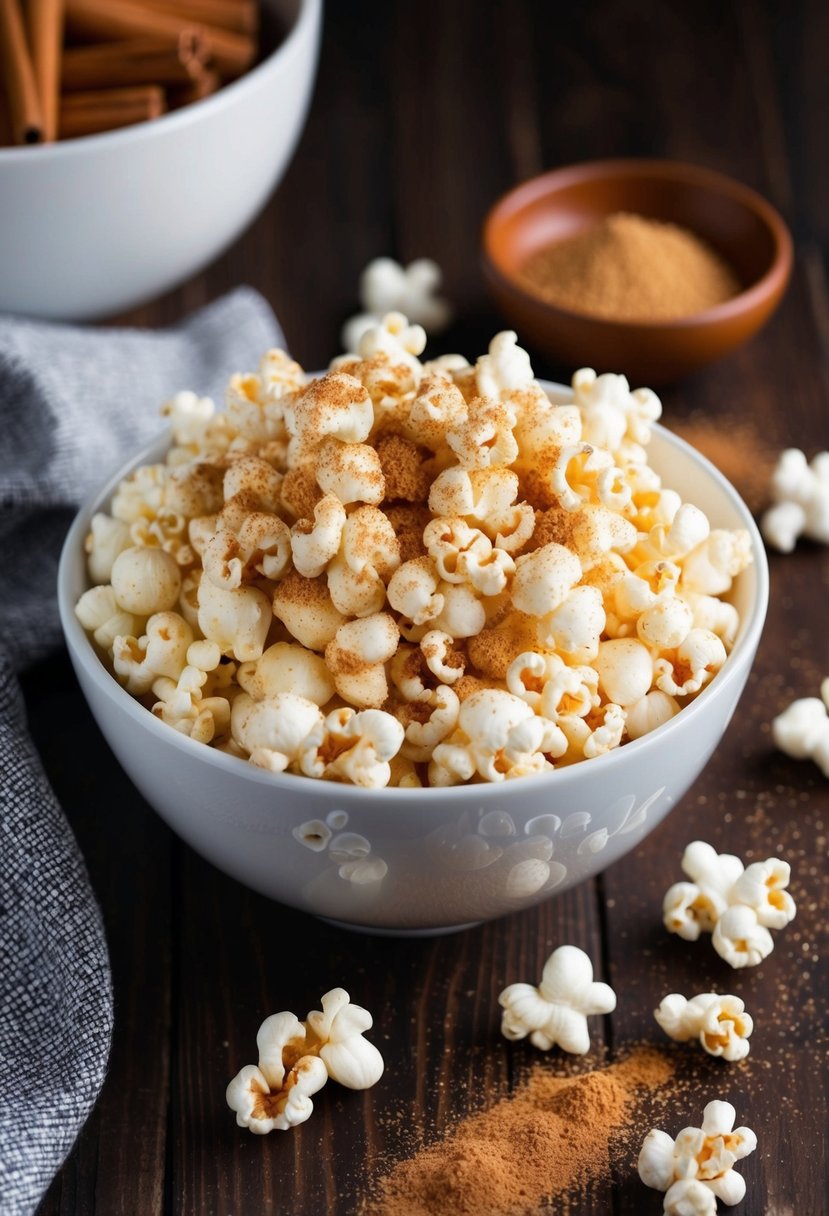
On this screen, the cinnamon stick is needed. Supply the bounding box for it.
[167,66,220,108]
[62,31,207,91]
[141,0,258,36]
[64,0,256,77]
[25,0,64,142]
[0,0,44,144]
[0,90,13,146]
[59,83,165,138]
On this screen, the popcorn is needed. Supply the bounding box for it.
[237,641,335,706]
[423,517,515,596]
[305,986,385,1089]
[401,684,460,760]
[342,257,452,353]
[654,992,753,1061]
[537,584,606,663]
[498,944,616,1054]
[663,840,796,967]
[387,557,445,626]
[272,571,347,650]
[325,613,400,708]
[594,638,654,706]
[761,448,829,551]
[654,628,727,697]
[680,530,752,597]
[290,494,347,577]
[227,988,383,1134]
[571,368,662,450]
[197,576,271,663]
[202,512,292,590]
[315,436,385,505]
[299,707,404,787]
[772,682,829,776]
[85,513,132,584]
[356,311,427,376]
[420,629,464,684]
[110,545,182,616]
[231,692,324,772]
[638,1100,757,1209]
[152,640,233,744]
[626,690,680,739]
[662,1180,717,1216]
[446,398,519,469]
[512,543,582,616]
[111,611,193,695]
[75,584,142,652]
[284,372,374,461]
[475,330,535,400]
[78,327,751,788]
[409,376,467,451]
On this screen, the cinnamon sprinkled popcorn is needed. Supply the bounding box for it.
[77,322,752,787]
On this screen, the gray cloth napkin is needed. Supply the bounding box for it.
[0,288,282,1215]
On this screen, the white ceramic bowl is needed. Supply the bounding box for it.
[0,0,320,321]
[57,384,768,934]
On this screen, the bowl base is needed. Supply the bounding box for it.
[318,917,481,938]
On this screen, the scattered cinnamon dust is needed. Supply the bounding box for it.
[362,1047,674,1216]
[519,212,741,322]
[668,415,775,514]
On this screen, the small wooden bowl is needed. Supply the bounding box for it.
[482,159,793,384]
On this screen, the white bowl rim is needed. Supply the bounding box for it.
[57,380,769,804]
[0,0,320,163]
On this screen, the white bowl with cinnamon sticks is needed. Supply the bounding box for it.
[0,0,321,319]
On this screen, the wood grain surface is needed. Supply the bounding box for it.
[28,1,828,1213]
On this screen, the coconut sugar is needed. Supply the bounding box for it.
[519,212,741,322]
[362,1047,674,1215]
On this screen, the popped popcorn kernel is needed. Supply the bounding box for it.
[638,1100,756,1210]
[498,944,616,1054]
[761,447,829,551]
[227,988,383,1134]
[772,681,829,777]
[77,329,751,787]
[663,840,796,968]
[654,992,753,1061]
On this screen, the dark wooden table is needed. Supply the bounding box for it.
[30,1,828,1212]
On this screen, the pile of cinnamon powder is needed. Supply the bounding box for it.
[519,212,741,322]
[362,1048,674,1215]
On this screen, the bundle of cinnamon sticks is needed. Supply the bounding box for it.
[0,0,260,145]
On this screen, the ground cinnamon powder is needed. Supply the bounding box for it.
[362,1047,674,1216]
[519,212,741,322]
[668,415,775,514]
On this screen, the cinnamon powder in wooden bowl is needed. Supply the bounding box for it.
[482,159,793,384]
[518,212,741,323]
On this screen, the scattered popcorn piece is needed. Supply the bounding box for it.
[772,683,829,777]
[342,257,452,352]
[663,841,795,968]
[227,988,383,1134]
[305,987,385,1089]
[638,1100,756,1209]
[654,992,753,1062]
[711,904,774,970]
[498,944,616,1054]
[760,448,829,551]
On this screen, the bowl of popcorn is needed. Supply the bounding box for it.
[0,0,320,320]
[58,319,768,933]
